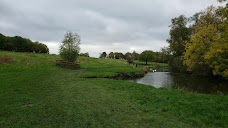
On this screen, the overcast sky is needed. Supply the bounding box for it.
[0,0,222,57]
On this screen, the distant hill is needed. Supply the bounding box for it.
[0,33,49,53]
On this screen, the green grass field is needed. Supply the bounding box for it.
[0,51,227,128]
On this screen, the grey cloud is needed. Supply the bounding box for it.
[0,0,221,57]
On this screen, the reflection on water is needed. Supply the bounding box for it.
[132,72,228,94]
[132,72,173,88]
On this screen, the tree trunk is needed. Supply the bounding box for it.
[146,60,148,65]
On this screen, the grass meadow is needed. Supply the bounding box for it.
[0,51,227,128]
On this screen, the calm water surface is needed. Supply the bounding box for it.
[132,72,228,94]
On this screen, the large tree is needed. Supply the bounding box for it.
[59,32,80,62]
[167,15,192,72]
[207,4,228,78]
[108,52,114,59]
[184,6,228,78]
[139,50,155,65]
[166,0,228,78]
[132,51,139,60]
[99,52,107,58]
[160,47,170,63]
[114,52,124,59]
[124,52,132,59]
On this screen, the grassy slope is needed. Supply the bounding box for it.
[0,51,227,128]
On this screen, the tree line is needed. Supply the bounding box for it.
[99,50,169,64]
[100,51,139,60]
[166,0,228,78]
[0,33,49,53]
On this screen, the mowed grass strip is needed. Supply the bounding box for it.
[0,51,227,128]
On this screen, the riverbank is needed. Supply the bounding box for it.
[84,72,145,80]
[0,51,227,127]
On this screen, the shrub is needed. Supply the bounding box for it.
[59,32,80,62]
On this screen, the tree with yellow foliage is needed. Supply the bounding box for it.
[204,4,228,78]
[184,6,228,78]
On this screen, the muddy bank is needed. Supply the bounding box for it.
[84,72,145,80]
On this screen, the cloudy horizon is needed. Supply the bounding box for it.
[0,0,223,57]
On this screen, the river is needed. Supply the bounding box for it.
[131,72,228,95]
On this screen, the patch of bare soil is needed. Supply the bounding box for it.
[56,60,80,69]
[0,55,15,64]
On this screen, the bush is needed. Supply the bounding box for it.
[127,55,134,64]
[59,32,80,62]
